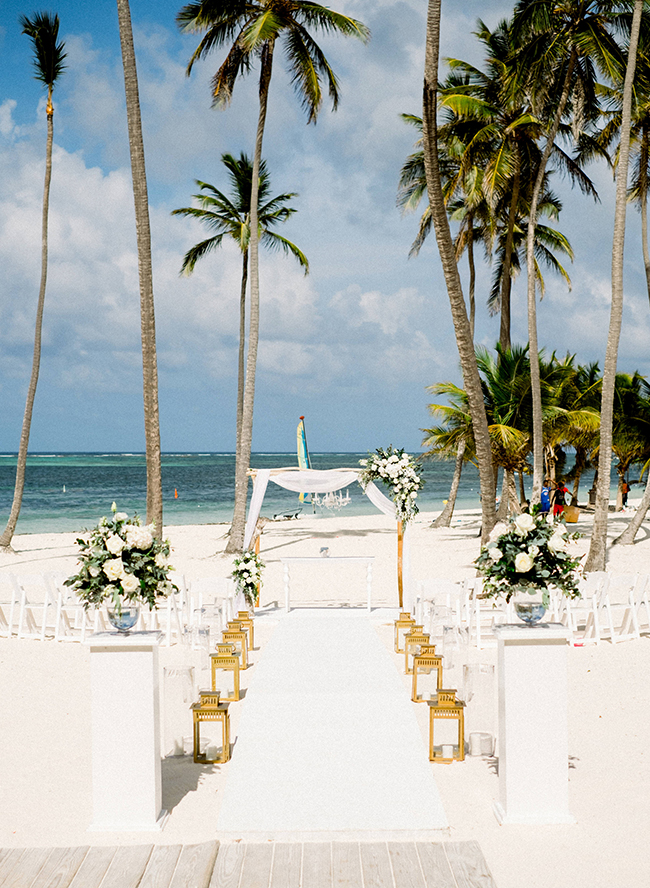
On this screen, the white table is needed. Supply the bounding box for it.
[279,556,375,612]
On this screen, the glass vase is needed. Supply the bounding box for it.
[512,586,547,625]
[106,603,140,634]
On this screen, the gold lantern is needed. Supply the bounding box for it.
[428,690,465,762]
[191,690,230,764]
[404,626,430,674]
[223,622,249,669]
[237,611,255,651]
[210,642,241,702]
[411,644,443,702]
[394,612,416,653]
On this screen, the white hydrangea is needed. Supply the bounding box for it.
[125,525,153,550]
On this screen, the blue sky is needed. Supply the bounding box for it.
[1,1,649,454]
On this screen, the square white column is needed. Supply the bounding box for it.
[493,623,574,825]
[86,631,166,831]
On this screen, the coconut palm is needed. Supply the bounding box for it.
[586,0,644,570]
[422,382,476,527]
[422,0,496,542]
[178,0,369,552]
[172,153,308,506]
[0,14,66,550]
[115,0,163,533]
[511,0,627,508]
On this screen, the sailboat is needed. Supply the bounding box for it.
[297,416,312,505]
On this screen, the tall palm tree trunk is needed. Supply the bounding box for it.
[0,90,54,550]
[467,213,476,338]
[641,124,650,305]
[423,0,495,543]
[586,0,643,570]
[231,248,248,536]
[226,43,275,554]
[499,153,520,353]
[431,439,465,527]
[616,470,650,544]
[116,0,163,533]
[526,51,576,506]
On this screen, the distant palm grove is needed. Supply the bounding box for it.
[4,1,650,574]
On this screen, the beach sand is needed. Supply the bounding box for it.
[1,505,649,887]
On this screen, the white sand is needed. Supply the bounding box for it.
[1,506,650,887]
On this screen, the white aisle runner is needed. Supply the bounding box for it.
[216,609,448,837]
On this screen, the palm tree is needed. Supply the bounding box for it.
[115,0,163,533]
[422,0,496,542]
[178,0,369,553]
[172,152,308,511]
[0,14,65,551]
[586,0,644,570]
[422,382,475,527]
[511,0,626,507]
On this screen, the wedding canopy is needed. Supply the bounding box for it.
[244,467,413,609]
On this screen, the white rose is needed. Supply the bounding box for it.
[121,573,140,593]
[547,533,567,553]
[115,512,129,522]
[514,513,536,535]
[104,558,125,581]
[154,552,167,568]
[88,566,100,577]
[488,547,503,561]
[106,534,125,555]
[528,545,540,557]
[515,552,534,573]
[489,522,508,542]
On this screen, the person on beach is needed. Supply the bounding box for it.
[541,479,551,515]
[622,480,630,507]
[553,480,568,518]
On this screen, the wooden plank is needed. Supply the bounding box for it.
[444,842,497,888]
[359,843,394,888]
[30,847,89,888]
[139,845,182,888]
[171,842,220,888]
[1,848,51,888]
[269,843,302,888]
[387,843,426,888]
[301,843,331,888]
[209,843,245,888]
[415,844,456,888]
[67,846,118,888]
[99,845,153,888]
[0,850,27,883]
[239,844,273,888]
[332,843,361,887]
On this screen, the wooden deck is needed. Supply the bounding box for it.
[0,841,497,887]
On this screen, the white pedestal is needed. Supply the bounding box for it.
[86,631,166,831]
[493,623,574,825]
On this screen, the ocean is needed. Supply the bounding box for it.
[0,452,612,535]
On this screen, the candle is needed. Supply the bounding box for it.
[442,744,454,759]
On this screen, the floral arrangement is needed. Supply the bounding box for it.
[232,549,264,607]
[358,446,423,523]
[474,511,582,604]
[65,503,177,612]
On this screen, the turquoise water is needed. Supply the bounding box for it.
[0,451,614,534]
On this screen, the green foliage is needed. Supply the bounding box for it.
[64,504,178,612]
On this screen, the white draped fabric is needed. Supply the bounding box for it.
[243,468,414,612]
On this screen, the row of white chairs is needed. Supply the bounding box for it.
[415,573,650,649]
[0,573,241,646]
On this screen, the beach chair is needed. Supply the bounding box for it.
[562,572,608,645]
[467,578,510,650]
[602,574,639,643]
[630,575,650,637]
[9,575,42,640]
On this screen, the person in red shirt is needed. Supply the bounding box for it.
[552,480,568,517]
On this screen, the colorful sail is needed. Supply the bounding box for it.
[297,416,311,503]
